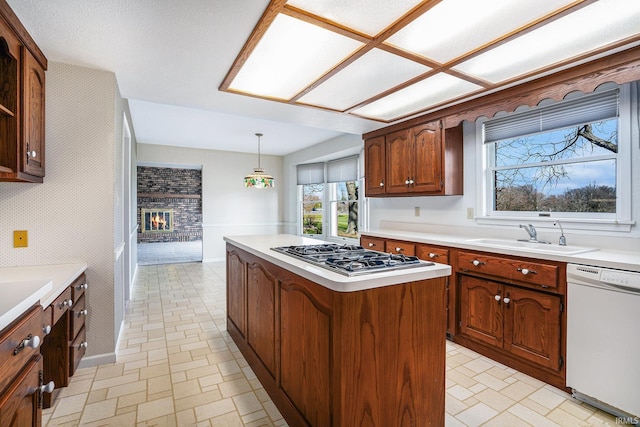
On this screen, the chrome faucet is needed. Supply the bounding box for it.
[554,220,567,246]
[519,224,537,242]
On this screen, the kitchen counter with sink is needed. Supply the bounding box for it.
[364,229,640,272]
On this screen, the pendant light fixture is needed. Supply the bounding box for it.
[244,133,274,188]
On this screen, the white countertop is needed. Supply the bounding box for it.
[224,234,451,292]
[0,263,88,331]
[364,229,640,272]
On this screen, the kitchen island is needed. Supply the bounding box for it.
[224,234,451,427]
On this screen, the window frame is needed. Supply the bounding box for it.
[476,83,633,232]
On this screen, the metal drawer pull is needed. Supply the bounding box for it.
[379,182,384,187]
[80,341,88,349]
[77,309,88,317]
[40,381,55,394]
[503,297,511,304]
[471,260,485,266]
[77,283,88,290]
[428,253,439,259]
[368,243,375,247]
[395,247,404,252]
[494,295,501,301]
[59,299,74,308]
[14,334,40,355]
[42,325,51,335]
[517,268,537,275]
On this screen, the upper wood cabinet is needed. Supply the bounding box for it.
[0,0,47,183]
[364,135,385,195]
[364,120,463,197]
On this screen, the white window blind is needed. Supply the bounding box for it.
[484,89,619,144]
[297,162,324,185]
[327,156,358,183]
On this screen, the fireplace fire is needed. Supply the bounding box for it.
[141,209,173,232]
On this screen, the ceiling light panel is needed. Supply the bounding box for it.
[386,0,576,64]
[297,48,431,111]
[455,0,640,83]
[228,13,363,100]
[352,72,482,121]
[286,0,423,36]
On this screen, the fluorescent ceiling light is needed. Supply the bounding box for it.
[386,0,575,63]
[222,1,640,123]
[455,0,640,82]
[298,48,431,111]
[351,72,482,121]
[287,0,423,36]
[229,13,362,100]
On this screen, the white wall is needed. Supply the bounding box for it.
[0,62,130,364]
[137,144,284,260]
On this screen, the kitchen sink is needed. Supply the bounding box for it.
[466,238,599,255]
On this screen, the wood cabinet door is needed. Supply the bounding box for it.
[503,286,562,371]
[0,355,41,427]
[280,282,331,427]
[21,48,44,178]
[412,121,442,193]
[246,263,277,377]
[459,275,503,347]
[226,250,246,337]
[385,128,412,194]
[364,136,386,196]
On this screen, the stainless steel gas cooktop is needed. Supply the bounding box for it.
[271,243,434,277]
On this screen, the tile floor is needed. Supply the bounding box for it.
[43,261,619,426]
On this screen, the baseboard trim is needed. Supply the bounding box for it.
[78,352,117,369]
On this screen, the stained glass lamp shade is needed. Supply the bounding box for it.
[244,133,275,188]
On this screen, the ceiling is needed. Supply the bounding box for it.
[6,0,640,156]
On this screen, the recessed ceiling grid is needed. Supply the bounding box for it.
[219,0,640,123]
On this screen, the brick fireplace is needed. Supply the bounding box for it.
[137,166,202,244]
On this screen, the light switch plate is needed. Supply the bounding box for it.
[14,230,28,247]
[467,208,474,219]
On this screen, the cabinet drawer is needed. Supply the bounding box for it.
[457,251,559,289]
[70,273,87,304]
[385,240,415,256]
[417,245,449,263]
[69,295,87,340]
[360,236,385,251]
[0,305,42,394]
[69,326,86,377]
[51,287,72,325]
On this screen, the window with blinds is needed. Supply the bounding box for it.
[483,88,621,216]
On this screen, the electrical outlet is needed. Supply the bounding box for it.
[414,206,420,217]
[467,208,474,219]
[14,230,28,247]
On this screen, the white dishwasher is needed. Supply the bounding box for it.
[566,263,640,419]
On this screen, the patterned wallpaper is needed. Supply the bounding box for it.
[0,62,122,360]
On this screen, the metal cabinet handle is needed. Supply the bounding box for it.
[40,381,55,394]
[368,243,375,247]
[43,325,51,335]
[471,259,485,266]
[494,295,501,302]
[77,309,88,317]
[395,247,404,252]
[379,182,384,187]
[14,334,40,355]
[405,178,411,185]
[428,253,439,259]
[517,267,537,275]
[409,179,415,184]
[503,297,511,304]
[80,341,88,349]
[60,299,74,308]
[77,283,88,290]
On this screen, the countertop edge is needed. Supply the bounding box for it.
[363,229,640,272]
[224,235,451,292]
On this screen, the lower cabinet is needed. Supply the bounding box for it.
[40,272,88,408]
[0,305,47,427]
[226,243,447,426]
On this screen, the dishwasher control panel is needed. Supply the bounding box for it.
[600,269,640,289]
